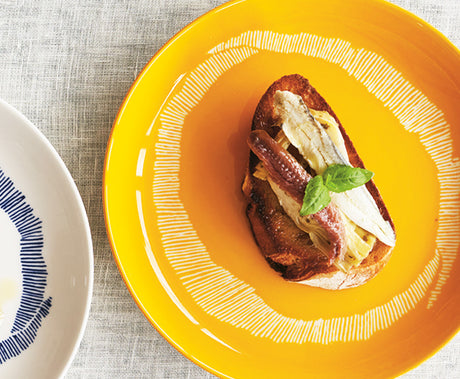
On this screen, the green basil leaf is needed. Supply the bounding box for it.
[323,164,374,193]
[300,175,331,216]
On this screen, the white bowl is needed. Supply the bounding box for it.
[0,99,93,378]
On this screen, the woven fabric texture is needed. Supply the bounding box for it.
[0,0,458,377]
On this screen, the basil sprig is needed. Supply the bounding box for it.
[323,164,374,193]
[300,164,374,216]
[300,175,331,216]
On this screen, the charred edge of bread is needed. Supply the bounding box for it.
[243,74,395,289]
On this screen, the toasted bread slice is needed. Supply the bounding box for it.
[242,74,395,289]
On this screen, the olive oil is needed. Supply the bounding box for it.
[0,279,18,323]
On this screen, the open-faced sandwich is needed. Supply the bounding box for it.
[242,74,396,289]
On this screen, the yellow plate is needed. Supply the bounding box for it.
[104,0,460,377]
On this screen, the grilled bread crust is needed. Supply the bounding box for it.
[242,74,395,289]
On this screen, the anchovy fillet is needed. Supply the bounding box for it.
[248,129,346,262]
[274,90,395,247]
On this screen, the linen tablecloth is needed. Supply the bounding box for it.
[0,0,458,377]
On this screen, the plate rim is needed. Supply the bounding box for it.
[103,0,460,377]
[0,98,94,379]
